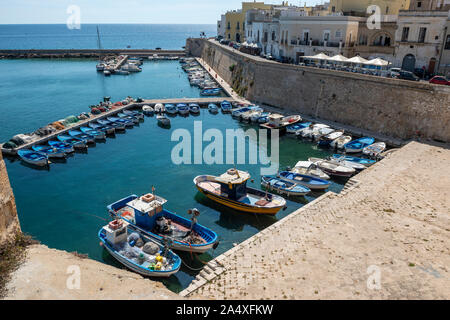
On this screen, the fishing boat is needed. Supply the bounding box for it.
[80,127,106,141]
[260,114,301,131]
[98,220,181,277]
[123,109,144,120]
[330,135,352,149]
[107,116,134,128]
[142,105,154,116]
[57,135,87,149]
[363,142,386,158]
[107,194,218,254]
[261,176,311,196]
[48,140,75,153]
[220,100,232,113]
[201,88,221,96]
[286,122,312,134]
[17,150,48,167]
[193,169,287,216]
[98,118,126,131]
[89,121,115,135]
[208,104,219,114]
[32,145,66,159]
[298,123,329,139]
[157,114,170,126]
[291,161,330,180]
[331,154,376,167]
[309,157,355,177]
[189,104,200,115]
[318,130,344,147]
[154,103,165,114]
[165,104,177,115]
[117,112,139,124]
[277,171,331,190]
[176,104,189,116]
[344,137,375,153]
[68,130,95,144]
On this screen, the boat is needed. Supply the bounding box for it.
[57,135,87,149]
[250,111,270,123]
[98,118,126,131]
[363,142,386,158]
[277,171,331,190]
[154,103,165,113]
[193,169,287,215]
[257,115,270,124]
[32,145,66,159]
[327,157,366,171]
[89,121,115,135]
[189,104,200,115]
[176,104,189,116]
[220,100,232,113]
[117,112,139,124]
[201,88,221,96]
[286,122,312,134]
[156,114,170,126]
[298,123,329,139]
[142,105,154,116]
[330,135,352,149]
[312,127,335,141]
[331,154,376,167]
[48,140,75,153]
[165,104,177,115]
[107,194,218,253]
[308,157,356,177]
[107,116,134,128]
[208,104,219,114]
[318,130,344,147]
[103,70,111,76]
[80,127,106,141]
[17,150,48,167]
[123,109,144,120]
[68,130,95,144]
[260,114,301,131]
[344,137,375,153]
[240,107,263,122]
[291,161,330,180]
[261,176,311,196]
[231,106,253,118]
[98,220,181,277]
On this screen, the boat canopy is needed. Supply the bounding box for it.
[216,169,250,185]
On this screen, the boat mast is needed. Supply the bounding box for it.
[96,25,103,62]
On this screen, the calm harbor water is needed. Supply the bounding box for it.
[0,24,216,50]
[0,59,345,292]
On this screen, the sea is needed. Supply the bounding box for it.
[0,24,345,292]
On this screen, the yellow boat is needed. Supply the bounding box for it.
[193,169,286,216]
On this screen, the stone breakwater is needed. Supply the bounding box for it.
[0,49,185,59]
[0,152,20,244]
[186,38,450,143]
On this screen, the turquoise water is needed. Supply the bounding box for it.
[0,24,216,50]
[0,59,345,292]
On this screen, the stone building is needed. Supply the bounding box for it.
[329,0,411,16]
[217,14,226,39]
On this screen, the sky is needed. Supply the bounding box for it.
[0,0,325,24]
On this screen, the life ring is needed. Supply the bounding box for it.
[141,193,155,203]
[108,219,123,230]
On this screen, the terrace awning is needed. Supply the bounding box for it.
[346,56,369,64]
[328,54,348,62]
[303,52,331,60]
[364,57,391,66]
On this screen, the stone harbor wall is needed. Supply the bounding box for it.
[0,152,20,244]
[186,38,450,143]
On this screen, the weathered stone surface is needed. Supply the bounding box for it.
[0,152,20,244]
[187,38,450,143]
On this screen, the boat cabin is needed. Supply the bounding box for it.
[125,194,167,230]
[266,114,284,127]
[214,169,251,201]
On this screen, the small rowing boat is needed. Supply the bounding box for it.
[176,104,189,116]
[189,103,200,115]
[57,135,87,149]
[330,135,352,149]
[327,157,366,170]
[123,109,144,120]
[80,127,106,141]
[32,145,66,159]
[208,103,219,114]
[156,114,170,126]
[165,104,177,115]
[117,112,139,124]
[261,176,311,196]
[251,111,270,123]
[194,169,286,216]
[98,221,181,277]
[318,130,343,147]
[48,140,74,153]
[108,194,218,253]
[142,105,154,116]
[98,119,125,131]
[17,150,48,167]
[107,116,134,128]
[89,121,115,135]
[363,142,386,158]
[286,122,312,134]
[154,103,165,114]
[312,127,335,141]
[220,100,232,113]
[277,171,330,190]
[331,154,376,167]
[308,157,355,177]
[201,88,221,96]
[68,130,95,144]
[344,137,375,153]
[298,124,329,139]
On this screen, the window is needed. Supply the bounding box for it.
[386,6,389,14]
[335,30,342,38]
[418,27,426,43]
[236,22,240,30]
[227,22,230,30]
[417,1,422,8]
[324,31,330,42]
[272,31,276,41]
[401,27,409,42]
[445,35,450,50]
[332,6,335,12]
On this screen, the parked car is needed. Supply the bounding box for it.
[429,75,450,86]
[397,70,420,81]
[220,39,230,45]
[389,67,401,78]
[413,68,431,80]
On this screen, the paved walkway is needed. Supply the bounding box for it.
[183,142,450,299]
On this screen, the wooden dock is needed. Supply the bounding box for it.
[1,97,234,156]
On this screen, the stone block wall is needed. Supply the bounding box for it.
[0,153,20,244]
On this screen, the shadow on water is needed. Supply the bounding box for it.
[18,161,51,171]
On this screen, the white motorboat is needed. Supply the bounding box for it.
[330,135,352,149]
[299,124,329,139]
[308,157,355,177]
[154,103,165,113]
[363,142,386,158]
[142,105,154,116]
[291,161,330,180]
[327,157,366,170]
[312,127,335,141]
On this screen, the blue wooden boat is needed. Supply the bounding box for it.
[220,100,232,113]
[261,176,311,196]
[208,103,219,114]
[80,127,106,140]
[98,221,181,277]
[231,106,252,118]
[331,154,376,167]
[68,130,95,144]
[201,88,221,96]
[17,150,48,167]
[286,122,312,134]
[176,104,189,115]
[107,116,134,128]
[189,103,200,115]
[257,115,269,123]
[344,137,375,153]
[108,194,219,254]
[277,171,330,190]
[123,109,144,120]
[117,112,139,124]
[89,121,115,135]
[32,145,66,159]
[98,118,126,131]
[48,140,75,153]
[165,104,177,115]
[57,135,87,149]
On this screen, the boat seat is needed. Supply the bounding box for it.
[255,198,270,206]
